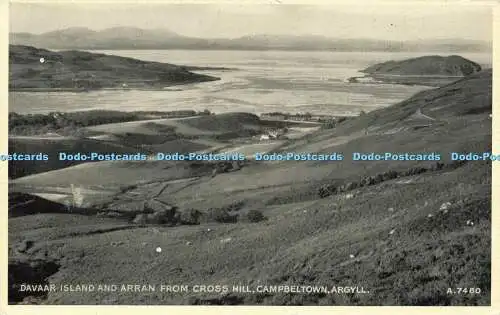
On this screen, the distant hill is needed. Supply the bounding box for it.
[361,55,482,76]
[9,45,220,91]
[9,28,492,52]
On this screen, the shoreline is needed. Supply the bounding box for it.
[346,74,465,87]
[9,83,220,93]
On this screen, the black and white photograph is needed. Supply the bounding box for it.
[6,1,494,306]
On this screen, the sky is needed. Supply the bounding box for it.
[9,2,493,41]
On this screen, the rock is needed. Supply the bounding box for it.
[186,241,193,246]
[389,229,396,235]
[439,202,452,211]
[16,240,34,253]
[388,207,394,212]
[349,254,355,259]
[344,193,354,200]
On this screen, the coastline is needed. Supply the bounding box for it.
[8,84,219,93]
[347,74,466,87]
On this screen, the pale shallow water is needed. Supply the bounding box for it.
[9,50,492,116]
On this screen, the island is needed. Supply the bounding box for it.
[348,55,482,87]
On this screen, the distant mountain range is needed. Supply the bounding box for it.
[9,27,492,52]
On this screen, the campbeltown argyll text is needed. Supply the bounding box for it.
[19,284,370,295]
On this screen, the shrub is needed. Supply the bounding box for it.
[180,209,203,225]
[208,208,238,223]
[318,185,336,198]
[246,210,267,223]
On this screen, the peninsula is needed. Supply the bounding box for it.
[9,45,223,91]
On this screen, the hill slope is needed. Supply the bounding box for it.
[8,70,492,305]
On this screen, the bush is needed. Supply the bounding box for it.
[180,209,203,225]
[208,208,238,223]
[246,210,267,223]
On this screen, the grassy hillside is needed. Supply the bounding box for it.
[9,45,220,91]
[8,69,492,305]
